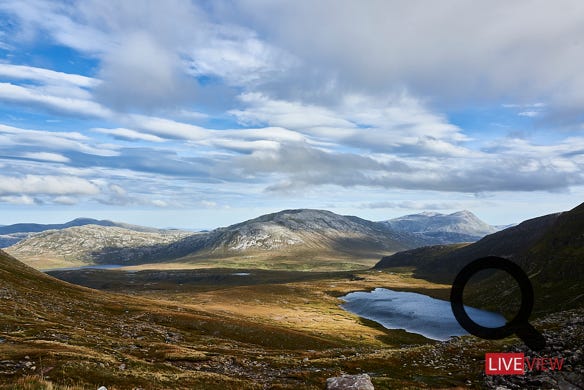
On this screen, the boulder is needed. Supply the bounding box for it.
[326,374,374,390]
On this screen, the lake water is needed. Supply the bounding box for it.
[340,288,506,341]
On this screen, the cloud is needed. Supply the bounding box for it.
[0,124,119,157]
[190,25,297,87]
[230,92,471,156]
[226,1,584,113]
[52,196,78,205]
[231,140,584,194]
[200,200,218,208]
[0,82,111,118]
[123,115,207,141]
[518,111,540,117]
[94,32,198,111]
[361,201,468,210]
[151,199,170,207]
[0,195,37,205]
[0,175,100,196]
[0,0,583,217]
[0,63,99,88]
[92,127,166,143]
[22,152,70,163]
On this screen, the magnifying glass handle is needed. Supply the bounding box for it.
[516,323,546,351]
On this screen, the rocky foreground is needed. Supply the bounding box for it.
[411,308,584,390]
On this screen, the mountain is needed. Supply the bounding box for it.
[0,217,172,248]
[8,209,425,271]
[5,225,193,269]
[375,202,584,315]
[127,209,427,270]
[379,210,497,244]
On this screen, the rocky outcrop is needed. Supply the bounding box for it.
[326,374,374,390]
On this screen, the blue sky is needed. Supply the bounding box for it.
[0,0,583,229]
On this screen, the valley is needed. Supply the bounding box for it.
[1,206,583,389]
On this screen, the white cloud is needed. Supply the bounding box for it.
[231,92,355,129]
[518,111,540,117]
[0,175,100,196]
[52,196,78,205]
[22,152,70,163]
[361,201,468,211]
[190,26,296,86]
[0,82,111,118]
[95,32,198,110]
[123,115,207,141]
[227,0,584,111]
[0,63,99,88]
[92,127,166,143]
[0,124,119,157]
[0,195,37,205]
[151,199,170,207]
[230,92,471,156]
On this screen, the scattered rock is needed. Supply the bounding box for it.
[326,374,374,390]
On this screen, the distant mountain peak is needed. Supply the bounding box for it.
[379,210,497,244]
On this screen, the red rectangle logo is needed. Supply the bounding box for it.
[485,353,525,375]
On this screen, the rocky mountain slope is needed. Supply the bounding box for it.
[0,217,173,248]
[6,225,193,268]
[179,209,423,255]
[379,210,497,244]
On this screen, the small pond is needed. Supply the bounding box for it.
[341,287,506,341]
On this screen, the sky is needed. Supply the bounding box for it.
[0,0,583,229]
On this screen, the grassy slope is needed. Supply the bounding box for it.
[0,249,361,389]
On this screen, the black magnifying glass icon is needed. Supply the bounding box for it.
[450,256,546,351]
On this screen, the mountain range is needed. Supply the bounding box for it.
[5,209,495,270]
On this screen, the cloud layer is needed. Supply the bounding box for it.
[0,0,583,225]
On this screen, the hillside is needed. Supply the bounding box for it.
[379,210,497,244]
[374,243,468,269]
[0,218,174,248]
[0,249,369,389]
[5,225,193,269]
